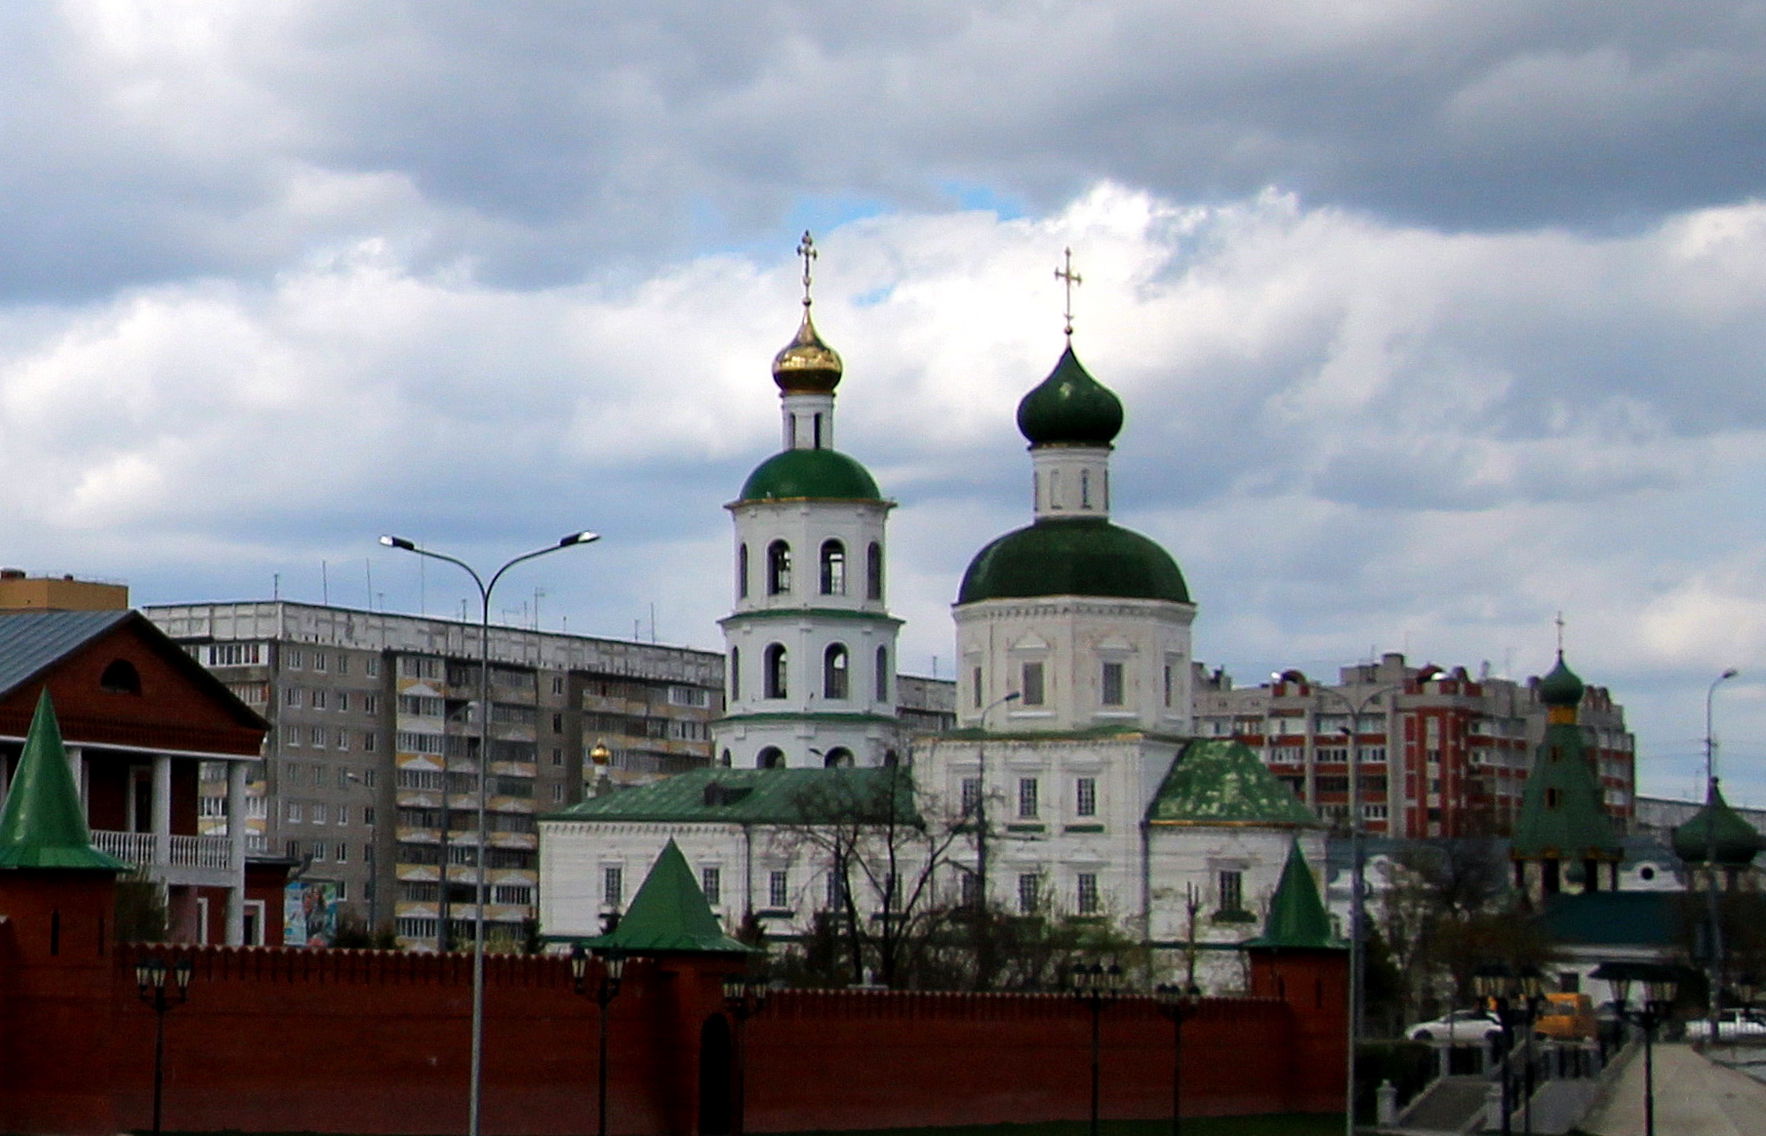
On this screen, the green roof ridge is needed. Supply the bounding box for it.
[1246,840,1341,950]
[547,766,919,826]
[1511,719,1620,860]
[1145,739,1319,827]
[0,691,130,871]
[578,840,753,955]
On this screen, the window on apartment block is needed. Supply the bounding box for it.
[284,686,302,707]
[768,870,789,910]
[1100,661,1124,707]
[1076,777,1097,817]
[701,866,722,906]
[1077,873,1100,915]
[1017,778,1039,819]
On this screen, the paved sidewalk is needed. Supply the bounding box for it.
[1582,1042,1766,1136]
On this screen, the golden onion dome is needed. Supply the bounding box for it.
[771,306,843,394]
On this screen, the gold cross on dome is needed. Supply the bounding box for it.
[1055,247,1082,339]
[1555,611,1566,654]
[797,231,817,308]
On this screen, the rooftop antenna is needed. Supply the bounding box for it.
[365,558,374,611]
[321,560,329,605]
[273,572,280,600]
[1055,247,1082,341]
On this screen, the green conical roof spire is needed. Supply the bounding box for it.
[1246,840,1341,950]
[0,691,129,871]
[1511,659,1620,862]
[1672,780,1763,867]
[578,840,753,955]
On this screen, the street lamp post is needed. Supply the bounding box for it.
[1071,962,1124,1136]
[1311,681,1399,1136]
[723,975,770,1136]
[1154,982,1202,1136]
[135,955,194,1136]
[972,691,1022,908]
[570,944,627,1136]
[1703,667,1739,1044]
[344,771,380,935]
[1596,962,1680,1136]
[1474,964,1546,1136]
[379,530,600,1136]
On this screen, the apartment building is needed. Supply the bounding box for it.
[145,601,724,951]
[1191,651,1635,839]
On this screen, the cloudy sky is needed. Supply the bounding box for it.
[2,2,1763,803]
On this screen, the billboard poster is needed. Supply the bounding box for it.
[284,880,339,947]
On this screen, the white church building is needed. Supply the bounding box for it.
[539,245,1324,987]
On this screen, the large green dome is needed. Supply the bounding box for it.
[1672,782,1764,867]
[958,518,1189,604]
[1538,653,1586,707]
[739,449,882,503]
[1016,346,1124,446]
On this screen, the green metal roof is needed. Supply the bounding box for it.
[958,517,1190,605]
[1146,739,1319,827]
[1016,345,1123,446]
[576,840,754,955]
[546,766,919,827]
[1534,891,1680,948]
[1537,653,1586,707]
[0,691,130,871]
[738,448,882,503]
[1511,721,1620,861]
[1671,780,1763,866]
[1245,840,1341,950]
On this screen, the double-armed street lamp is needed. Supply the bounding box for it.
[1472,964,1547,1136]
[723,975,771,1136]
[1593,962,1680,1136]
[570,944,628,1136]
[1154,982,1203,1136]
[1070,962,1124,1136]
[379,530,601,1136]
[136,955,195,1136]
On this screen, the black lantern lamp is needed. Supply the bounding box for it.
[1154,982,1203,1136]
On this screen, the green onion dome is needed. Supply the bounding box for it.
[772,309,843,394]
[1537,653,1586,707]
[739,448,882,503]
[958,517,1189,604]
[1672,782,1764,867]
[1016,346,1124,446]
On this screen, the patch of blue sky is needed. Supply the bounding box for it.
[784,195,893,240]
[937,180,1027,219]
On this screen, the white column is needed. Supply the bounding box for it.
[65,744,85,806]
[151,754,173,852]
[224,761,249,945]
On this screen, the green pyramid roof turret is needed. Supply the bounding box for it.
[0,691,129,871]
[1511,660,1619,862]
[1672,780,1763,867]
[1245,840,1341,949]
[576,840,754,955]
[1146,739,1319,827]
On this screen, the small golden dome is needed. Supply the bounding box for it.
[772,306,843,394]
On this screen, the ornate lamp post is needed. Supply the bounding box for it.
[723,975,770,1136]
[1595,962,1680,1136]
[571,944,627,1136]
[1154,982,1202,1136]
[1473,964,1546,1136]
[1071,962,1124,1136]
[135,955,194,1136]
[380,529,600,1136]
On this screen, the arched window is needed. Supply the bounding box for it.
[820,540,846,595]
[767,541,792,595]
[866,542,883,601]
[822,747,853,768]
[737,544,749,599]
[729,647,741,701]
[764,644,788,699]
[823,644,849,699]
[875,646,889,702]
[720,749,733,767]
[757,747,785,769]
[100,659,141,695]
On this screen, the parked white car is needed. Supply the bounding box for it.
[1405,1008,1503,1043]
[1716,1010,1766,1042]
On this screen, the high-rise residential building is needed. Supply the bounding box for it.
[1191,651,1635,839]
[144,601,724,950]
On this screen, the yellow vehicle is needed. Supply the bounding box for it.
[1533,992,1597,1041]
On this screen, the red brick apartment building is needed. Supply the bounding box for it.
[1193,652,1635,838]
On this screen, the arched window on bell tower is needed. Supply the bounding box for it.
[823,644,849,699]
[767,541,792,595]
[820,540,846,595]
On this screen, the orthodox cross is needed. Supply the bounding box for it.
[1055,247,1082,339]
[1555,611,1566,655]
[797,231,817,308]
